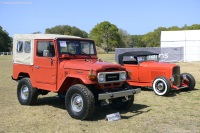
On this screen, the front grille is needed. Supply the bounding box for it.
[172,66,180,86]
[173,66,180,75]
[97,71,126,83]
[105,73,119,82]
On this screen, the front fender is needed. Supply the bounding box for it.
[66,74,97,84]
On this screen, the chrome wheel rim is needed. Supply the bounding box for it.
[21,85,29,100]
[157,82,164,91]
[71,94,83,112]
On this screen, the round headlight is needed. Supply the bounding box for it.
[170,76,174,82]
[121,72,126,80]
[98,74,104,82]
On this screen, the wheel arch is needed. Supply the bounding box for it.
[17,72,31,80]
[58,77,84,93]
[58,75,96,93]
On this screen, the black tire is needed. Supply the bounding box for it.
[65,84,95,120]
[110,95,134,110]
[152,76,171,96]
[17,78,38,105]
[181,73,196,90]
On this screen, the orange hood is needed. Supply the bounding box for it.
[140,61,178,68]
[62,59,125,71]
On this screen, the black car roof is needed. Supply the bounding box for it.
[118,51,159,65]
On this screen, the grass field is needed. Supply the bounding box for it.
[0,54,200,133]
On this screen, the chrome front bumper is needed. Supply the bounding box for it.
[98,88,141,100]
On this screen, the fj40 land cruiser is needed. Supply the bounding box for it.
[12,34,140,120]
[118,51,196,96]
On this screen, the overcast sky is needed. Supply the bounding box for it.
[0,0,200,37]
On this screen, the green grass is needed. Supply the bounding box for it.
[98,53,116,63]
[0,55,200,133]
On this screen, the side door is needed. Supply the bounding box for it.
[34,40,57,91]
[138,65,148,82]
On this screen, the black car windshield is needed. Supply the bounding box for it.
[137,55,159,63]
[58,40,96,55]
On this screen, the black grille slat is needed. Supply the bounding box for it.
[173,66,180,75]
[105,73,119,82]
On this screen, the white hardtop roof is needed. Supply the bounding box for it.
[13,34,81,40]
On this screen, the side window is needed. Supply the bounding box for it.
[16,41,23,52]
[37,41,55,57]
[24,41,31,53]
[123,56,138,64]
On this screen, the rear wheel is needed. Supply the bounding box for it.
[181,73,195,90]
[110,95,134,110]
[65,84,95,120]
[152,76,171,96]
[17,78,38,105]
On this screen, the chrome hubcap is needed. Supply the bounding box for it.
[157,83,164,90]
[21,85,29,100]
[71,94,83,112]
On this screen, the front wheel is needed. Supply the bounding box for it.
[181,73,196,90]
[17,78,38,105]
[65,84,95,120]
[152,76,171,96]
[110,95,134,110]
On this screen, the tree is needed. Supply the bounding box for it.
[90,21,121,53]
[118,28,132,48]
[131,35,145,47]
[0,26,12,52]
[45,25,88,38]
[128,24,200,48]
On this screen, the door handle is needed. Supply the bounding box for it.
[35,66,40,69]
[50,58,53,64]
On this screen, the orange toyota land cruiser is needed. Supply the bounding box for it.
[12,34,140,120]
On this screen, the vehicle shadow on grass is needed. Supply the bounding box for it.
[166,88,199,97]
[37,96,65,109]
[36,96,150,121]
[140,87,199,97]
[91,104,150,121]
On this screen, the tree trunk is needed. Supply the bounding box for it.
[105,35,108,53]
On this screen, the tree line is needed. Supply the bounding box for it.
[0,26,12,52]
[0,23,200,52]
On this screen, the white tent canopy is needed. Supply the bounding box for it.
[161,30,200,62]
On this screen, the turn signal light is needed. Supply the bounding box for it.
[88,75,96,80]
[128,71,132,77]
[88,69,96,80]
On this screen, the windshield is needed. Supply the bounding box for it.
[58,40,96,55]
[137,55,159,63]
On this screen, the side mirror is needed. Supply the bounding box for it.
[43,50,49,57]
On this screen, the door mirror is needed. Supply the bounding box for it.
[43,50,49,57]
